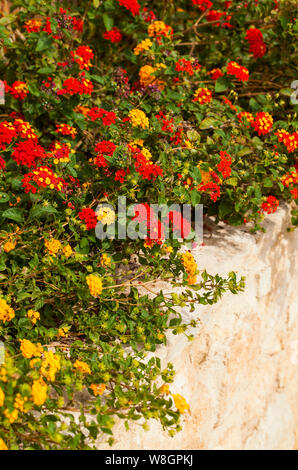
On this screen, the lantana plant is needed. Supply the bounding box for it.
[0,0,296,450]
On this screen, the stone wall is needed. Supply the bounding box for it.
[96,204,298,450]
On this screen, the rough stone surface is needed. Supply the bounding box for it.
[96,204,298,450]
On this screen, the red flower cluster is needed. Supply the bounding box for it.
[71,46,94,70]
[78,208,98,230]
[156,111,174,133]
[245,27,266,58]
[208,68,223,80]
[88,108,117,126]
[94,141,116,156]
[11,140,46,167]
[0,156,5,170]
[193,87,212,104]
[237,111,254,126]
[115,169,129,183]
[22,166,67,193]
[0,121,17,150]
[103,27,122,43]
[192,0,213,10]
[56,124,77,139]
[227,61,249,82]
[261,196,279,214]
[237,111,273,135]
[221,96,238,112]
[24,19,42,33]
[5,81,29,100]
[142,8,156,23]
[49,142,72,163]
[217,151,232,178]
[129,146,163,181]
[117,0,140,16]
[206,10,232,28]
[198,181,221,202]
[175,59,200,76]
[58,75,93,96]
[275,130,298,153]
[14,119,38,140]
[252,112,273,136]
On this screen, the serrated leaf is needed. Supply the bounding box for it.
[29,205,58,219]
[2,208,24,223]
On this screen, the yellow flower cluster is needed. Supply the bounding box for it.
[0,387,4,406]
[172,393,190,414]
[134,38,152,55]
[159,384,170,395]
[130,141,153,161]
[100,253,111,267]
[58,326,70,337]
[14,393,28,413]
[62,244,73,258]
[3,240,16,253]
[74,360,91,374]
[86,274,103,297]
[197,162,213,185]
[41,351,61,382]
[90,383,106,396]
[148,21,172,38]
[44,238,61,256]
[0,438,7,450]
[4,408,18,423]
[27,309,40,325]
[32,378,47,406]
[0,298,15,323]
[96,207,116,225]
[0,366,7,382]
[128,108,149,129]
[181,251,198,285]
[139,64,165,90]
[20,339,43,359]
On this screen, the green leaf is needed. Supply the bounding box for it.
[102,13,114,30]
[215,77,229,93]
[0,192,9,203]
[199,117,217,129]
[36,35,53,52]
[225,177,238,187]
[2,208,24,223]
[29,205,58,219]
[263,178,273,188]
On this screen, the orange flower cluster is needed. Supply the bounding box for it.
[71,45,94,70]
[227,61,249,82]
[24,18,42,33]
[148,21,173,40]
[56,124,77,139]
[181,251,197,285]
[261,195,279,214]
[238,111,273,135]
[275,129,298,153]
[193,87,212,104]
[22,166,67,193]
[5,81,29,100]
